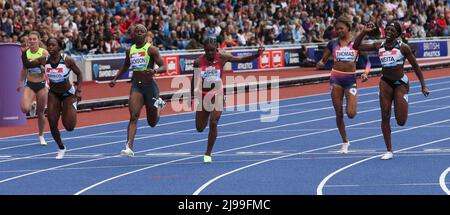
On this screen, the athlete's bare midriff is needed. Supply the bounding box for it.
[381,66,405,80]
[332,61,357,73]
[26,72,46,83]
[132,71,154,84]
[49,79,71,93]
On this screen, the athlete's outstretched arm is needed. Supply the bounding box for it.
[352,23,379,51]
[316,43,332,69]
[21,50,46,68]
[109,49,131,87]
[220,46,264,63]
[65,56,84,101]
[402,44,429,96]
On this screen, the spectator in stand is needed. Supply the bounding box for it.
[276,26,292,43]
[2,0,450,53]
[437,13,448,36]
[220,25,239,48]
[236,29,246,46]
[309,23,325,43]
[292,21,306,43]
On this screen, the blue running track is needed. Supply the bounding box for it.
[0,76,449,195]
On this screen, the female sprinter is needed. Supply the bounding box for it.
[193,38,264,163]
[317,16,371,154]
[17,31,49,146]
[109,24,167,157]
[22,37,83,159]
[353,21,429,159]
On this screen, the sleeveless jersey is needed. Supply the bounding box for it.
[198,53,222,87]
[129,43,152,72]
[378,40,405,68]
[327,39,359,62]
[26,48,46,74]
[44,54,71,84]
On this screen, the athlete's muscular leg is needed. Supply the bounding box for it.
[379,80,394,152]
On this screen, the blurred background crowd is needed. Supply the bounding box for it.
[1,0,450,54]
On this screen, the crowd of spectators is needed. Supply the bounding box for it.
[1,0,450,54]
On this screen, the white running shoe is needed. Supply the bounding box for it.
[380,151,393,160]
[120,146,134,157]
[203,155,212,163]
[153,97,166,109]
[339,142,350,154]
[55,147,66,160]
[39,135,47,146]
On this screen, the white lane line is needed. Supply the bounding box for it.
[9,83,445,161]
[2,76,449,153]
[2,75,449,142]
[0,80,382,150]
[75,107,450,195]
[3,153,450,175]
[317,137,450,195]
[193,118,450,195]
[439,167,450,195]
[145,152,192,156]
[0,84,448,193]
[326,182,450,187]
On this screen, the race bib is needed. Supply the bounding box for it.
[335,47,356,62]
[46,67,65,83]
[130,52,147,70]
[201,66,221,83]
[379,50,401,67]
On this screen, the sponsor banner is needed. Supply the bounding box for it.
[314,49,333,70]
[232,51,258,71]
[232,49,286,72]
[154,55,180,77]
[284,48,301,67]
[412,41,448,58]
[92,58,130,82]
[179,53,201,75]
[92,55,181,82]
[88,40,450,82]
[306,47,317,62]
[271,50,285,68]
[258,50,271,69]
[232,49,288,72]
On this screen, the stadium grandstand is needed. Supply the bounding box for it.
[1,0,449,53]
